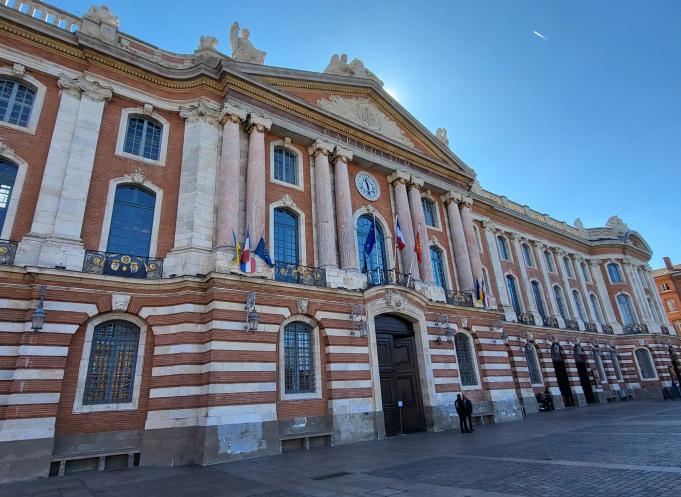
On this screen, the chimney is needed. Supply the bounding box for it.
[664,257,673,270]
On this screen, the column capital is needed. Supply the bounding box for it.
[556,249,568,258]
[509,232,522,242]
[57,74,82,98]
[534,240,546,250]
[246,113,272,133]
[408,175,424,189]
[221,100,247,124]
[440,190,463,205]
[587,258,602,268]
[180,99,222,125]
[79,78,113,102]
[332,146,353,164]
[308,139,334,157]
[482,219,496,232]
[387,170,410,185]
[460,195,474,208]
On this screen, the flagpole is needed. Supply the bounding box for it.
[392,215,398,273]
[407,223,421,287]
[372,210,378,281]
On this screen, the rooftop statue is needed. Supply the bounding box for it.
[230,22,266,65]
[324,53,383,86]
[436,128,449,147]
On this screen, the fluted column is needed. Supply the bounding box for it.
[556,249,582,329]
[442,191,473,291]
[460,196,484,290]
[333,147,357,270]
[483,220,511,316]
[644,269,672,327]
[622,260,654,326]
[216,101,247,248]
[535,241,564,327]
[407,175,432,283]
[388,171,419,279]
[589,259,621,333]
[244,114,272,241]
[510,234,539,320]
[309,140,337,269]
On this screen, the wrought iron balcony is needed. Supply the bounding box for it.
[365,268,416,290]
[622,323,649,335]
[661,325,670,335]
[0,240,17,266]
[83,250,163,279]
[565,319,580,331]
[584,322,598,333]
[274,262,326,287]
[518,312,536,326]
[543,316,560,329]
[601,324,614,335]
[446,290,474,308]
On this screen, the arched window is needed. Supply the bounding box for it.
[563,257,573,277]
[590,294,604,324]
[273,146,298,185]
[0,79,35,127]
[544,250,555,272]
[616,294,636,326]
[123,115,162,161]
[522,243,534,267]
[83,320,141,405]
[609,349,623,380]
[551,342,563,361]
[525,343,543,385]
[572,290,587,322]
[646,297,661,323]
[454,332,478,386]
[274,207,300,276]
[607,263,623,283]
[284,321,315,393]
[430,245,447,289]
[593,349,606,383]
[0,160,18,233]
[531,281,547,321]
[554,286,568,321]
[106,185,155,257]
[421,197,438,227]
[574,344,586,363]
[473,225,483,252]
[357,214,387,281]
[634,348,657,380]
[497,235,510,260]
[506,275,522,316]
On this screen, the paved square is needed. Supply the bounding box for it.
[2,401,681,497]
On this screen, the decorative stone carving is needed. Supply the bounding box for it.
[436,127,449,146]
[57,74,81,98]
[317,96,414,147]
[195,35,221,66]
[111,293,131,311]
[574,218,585,230]
[246,113,272,133]
[180,100,221,126]
[333,146,353,163]
[230,22,266,64]
[222,100,247,123]
[280,194,294,208]
[11,63,25,79]
[130,168,148,185]
[387,170,410,185]
[384,289,406,311]
[199,35,218,50]
[606,215,630,234]
[470,179,483,195]
[81,5,119,43]
[78,78,113,102]
[0,137,14,156]
[297,298,310,315]
[324,53,383,85]
[308,139,334,157]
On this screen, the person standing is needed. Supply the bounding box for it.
[463,394,474,432]
[455,394,469,433]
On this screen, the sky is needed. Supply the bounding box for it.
[57,1,681,268]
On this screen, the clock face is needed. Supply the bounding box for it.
[355,172,380,201]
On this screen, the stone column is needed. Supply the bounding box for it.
[644,269,672,327]
[575,256,598,329]
[333,147,357,270]
[510,234,539,322]
[556,250,582,330]
[535,241,564,327]
[460,196,484,290]
[441,191,473,291]
[309,140,337,269]
[15,75,83,266]
[622,260,655,329]
[244,113,272,242]
[163,100,221,276]
[406,175,433,283]
[589,259,622,334]
[388,171,419,280]
[215,101,247,252]
[483,220,512,318]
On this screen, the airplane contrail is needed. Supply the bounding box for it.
[533,31,547,40]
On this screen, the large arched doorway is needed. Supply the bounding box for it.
[574,345,596,404]
[375,314,425,436]
[670,347,681,384]
[551,343,574,407]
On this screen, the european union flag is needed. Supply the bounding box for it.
[255,236,274,267]
[363,217,376,257]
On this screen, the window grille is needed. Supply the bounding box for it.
[454,333,478,386]
[610,350,623,380]
[284,321,315,393]
[83,320,140,405]
[635,348,656,380]
[525,344,542,384]
[123,116,162,160]
[0,79,35,127]
[273,147,298,185]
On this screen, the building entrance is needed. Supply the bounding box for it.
[574,345,596,404]
[375,314,426,436]
[551,343,575,407]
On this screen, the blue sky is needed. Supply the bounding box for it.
[60,1,681,268]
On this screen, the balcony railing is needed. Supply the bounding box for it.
[365,268,416,289]
[543,316,560,329]
[0,239,17,266]
[518,312,535,326]
[622,323,649,335]
[274,262,326,287]
[83,250,163,279]
[565,319,580,331]
[446,290,474,308]
[584,322,598,333]
[660,325,670,335]
[602,324,614,335]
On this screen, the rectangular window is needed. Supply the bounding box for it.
[666,299,678,312]
[660,283,670,292]
[284,322,315,394]
[421,198,438,227]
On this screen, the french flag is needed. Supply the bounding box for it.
[240,229,256,273]
[395,217,406,251]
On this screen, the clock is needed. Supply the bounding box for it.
[355,172,380,201]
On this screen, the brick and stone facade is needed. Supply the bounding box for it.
[0,2,678,483]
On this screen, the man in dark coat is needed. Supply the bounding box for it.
[455,394,469,433]
[463,394,474,432]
